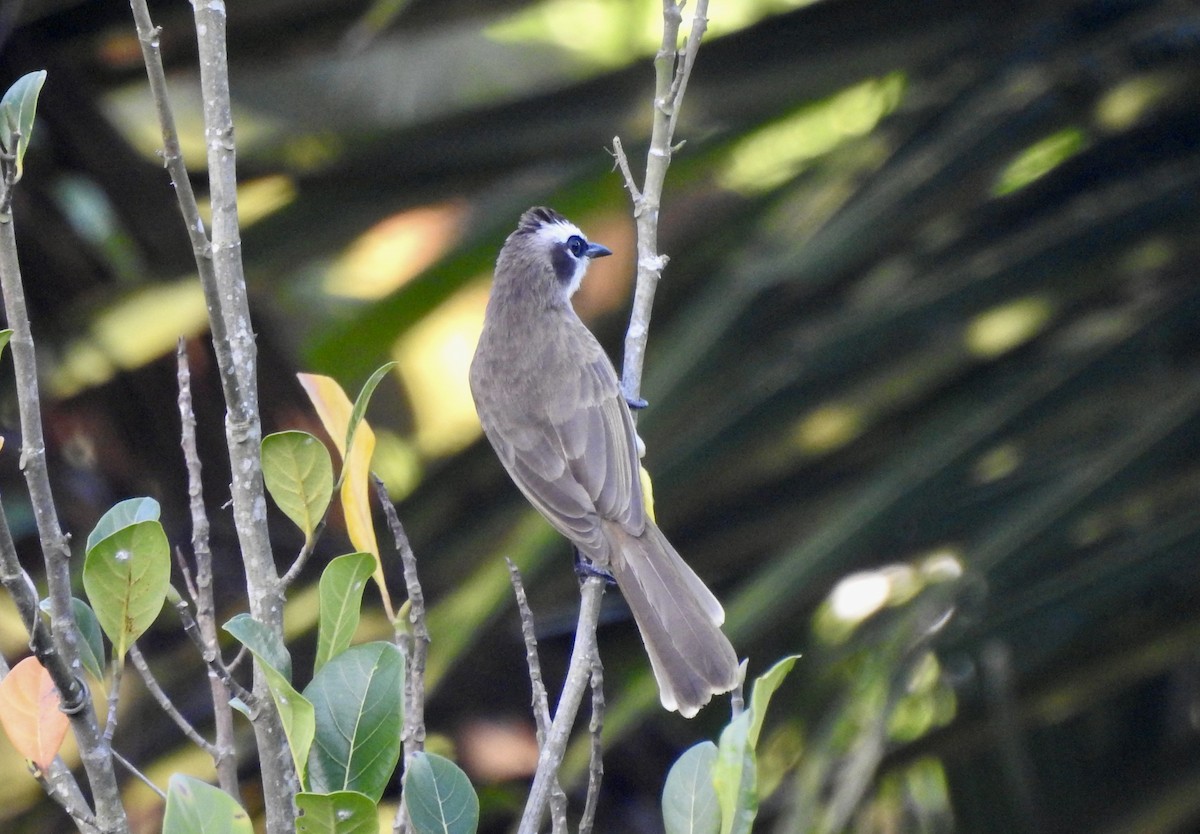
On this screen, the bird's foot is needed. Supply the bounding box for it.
[574,549,617,585]
[625,395,649,410]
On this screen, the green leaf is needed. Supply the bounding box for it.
[0,70,47,183]
[296,791,378,834]
[663,741,721,834]
[713,712,756,834]
[315,552,376,674]
[0,329,12,361]
[405,752,479,834]
[86,497,161,554]
[81,520,170,659]
[344,361,397,472]
[305,641,403,802]
[223,614,313,782]
[38,597,106,680]
[262,431,333,540]
[747,655,800,748]
[263,654,316,785]
[162,773,252,834]
[222,612,293,682]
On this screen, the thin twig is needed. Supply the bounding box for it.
[129,644,218,755]
[112,749,167,800]
[506,560,569,833]
[280,517,327,589]
[102,658,124,745]
[519,3,710,830]
[0,139,129,834]
[176,341,241,797]
[518,576,606,834]
[173,595,258,709]
[131,0,292,823]
[615,0,711,419]
[579,653,606,834]
[373,476,429,834]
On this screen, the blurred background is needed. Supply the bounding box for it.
[2,0,1200,831]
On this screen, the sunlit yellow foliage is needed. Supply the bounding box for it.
[1095,75,1172,132]
[993,127,1088,195]
[814,549,964,644]
[51,281,209,397]
[720,73,906,194]
[392,280,490,458]
[488,0,820,69]
[371,428,424,501]
[326,202,467,300]
[964,296,1055,358]
[973,442,1023,484]
[792,401,864,454]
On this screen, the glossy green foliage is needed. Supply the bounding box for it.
[262,430,333,541]
[162,774,252,834]
[405,752,479,834]
[295,790,378,834]
[314,552,376,675]
[663,741,720,834]
[304,642,403,802]
[82,517,170,659]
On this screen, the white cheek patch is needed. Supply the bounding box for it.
[536,220,592,297]
[534,220,585,247]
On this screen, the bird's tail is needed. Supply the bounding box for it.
[606,521,740,717]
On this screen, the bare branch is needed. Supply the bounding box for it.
[579,653,606,834]
[280,517,327,589]
[176,340,242,797]
[129,0,293,823]
[102,658,123,745]
[507,560,569,833]
[0,128,130,834]
[617,0,711,415]
[373,476,430,834]
[172,594,257,709]
[129,644,218,755]
[111,749,166,799]
[518,575,606,834]
[34,763,101,834]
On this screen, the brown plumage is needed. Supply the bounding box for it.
[469,207,739,717]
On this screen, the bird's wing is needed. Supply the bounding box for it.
[555,355,646,534]
[479,345,646,554]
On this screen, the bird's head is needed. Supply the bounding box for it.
[498,206,612,301]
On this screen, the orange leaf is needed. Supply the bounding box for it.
[0,656,69,771]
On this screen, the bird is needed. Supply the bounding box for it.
[469,206,739,717]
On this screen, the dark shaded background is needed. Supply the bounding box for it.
[2,0,1200,831]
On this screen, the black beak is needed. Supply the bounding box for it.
[586,242,612,259]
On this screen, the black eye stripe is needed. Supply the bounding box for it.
[551,244,577,285]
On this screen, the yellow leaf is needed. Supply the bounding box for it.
[297,373,391,619]
[0,656,69,771]
[297,373,353,457]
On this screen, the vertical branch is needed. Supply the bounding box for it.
[176,342,241,797]
[519,3,711,831]
[0,156,130,834]
[373,477,430,834]
[0,502,100,833]
[579,654,605,834]
[518,575,606,834]
[507,560,569,834]
[128,0,292,826]
[615,0,710,415]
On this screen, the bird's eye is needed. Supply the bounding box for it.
[566,235,588,257]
